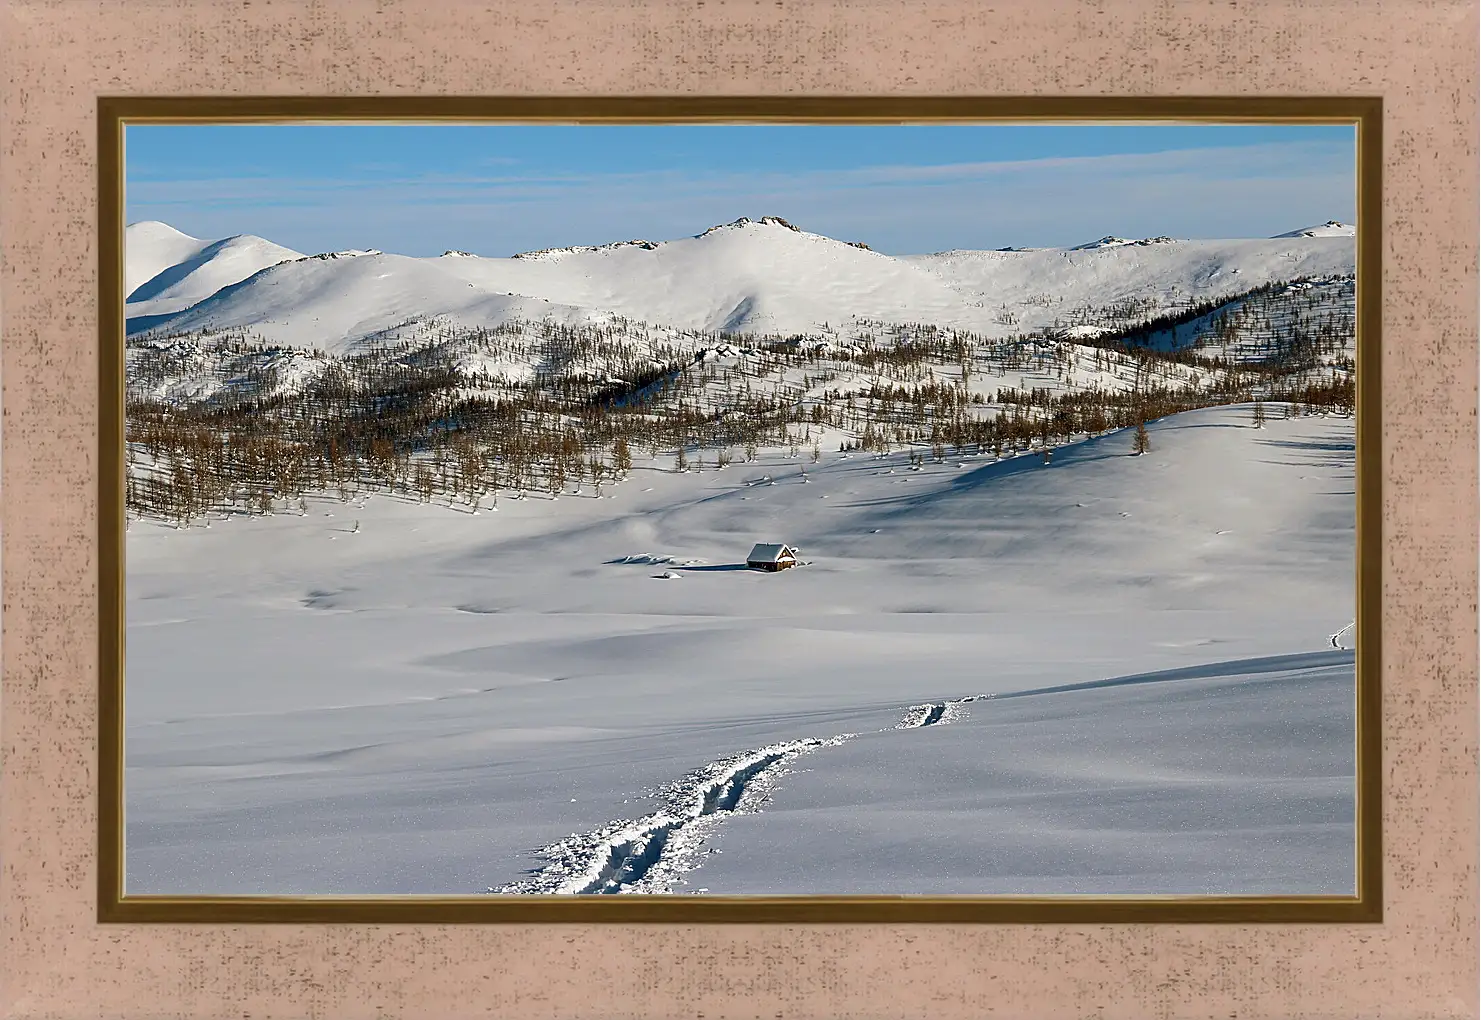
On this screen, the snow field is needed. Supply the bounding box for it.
[125,404,1356,895]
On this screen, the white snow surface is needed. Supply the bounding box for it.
[126,217,1355,352]
[126,221,304,318]
[1272,220,1356,238]
[125,404,1356,896]
[126,221,214,295]
[898,238,1350,329]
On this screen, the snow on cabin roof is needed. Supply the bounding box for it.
[747,543,797,562]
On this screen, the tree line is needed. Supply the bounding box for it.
[126,286,1356,526]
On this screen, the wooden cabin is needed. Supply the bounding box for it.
[747,543,799,571]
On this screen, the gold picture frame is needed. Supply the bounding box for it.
[98,95,1383,926]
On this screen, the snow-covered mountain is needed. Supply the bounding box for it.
[897,237,1349,329]
[1272,220,1355,238]
[125,217,1356,352]
[125,221,303,318]
[126,221,214,295]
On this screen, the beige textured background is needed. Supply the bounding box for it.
[2,1,1477,1017]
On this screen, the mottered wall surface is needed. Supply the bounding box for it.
[2,1,1477,1017]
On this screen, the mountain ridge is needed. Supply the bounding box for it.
[125,217,1356,352]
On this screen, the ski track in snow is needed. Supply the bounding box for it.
[490,648,1349,895]
[494,736,849,895]
[895,696,982,729]
[495,694,988,895]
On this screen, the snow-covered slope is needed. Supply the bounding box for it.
[124,403,1355,895]
[120,209,1360,898]
[128,250,611,350]
[1273,220,1355,238]
[1069,234,1178,250]
[130,217,984,347]
[126,217,1356,351]
[126,231,305,317]
[899,237,1353,331]
[125,221,214,296]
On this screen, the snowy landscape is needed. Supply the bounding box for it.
[123,211,1358,897]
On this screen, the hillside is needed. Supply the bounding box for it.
[124,403,1355,895]
[127,233,304,319]
[123,223,1356,531]
[121,213,1360,897]
[125,217,1356,351]
[126,221,214,296]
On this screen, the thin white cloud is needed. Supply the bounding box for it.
[128,140,1347,201]
[820,139,1349,185]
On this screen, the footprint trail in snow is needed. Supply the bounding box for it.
[896,695,983,729]
[494,737,848,895]
[493,694,985,895]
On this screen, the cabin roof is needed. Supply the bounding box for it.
[747,543,797,562]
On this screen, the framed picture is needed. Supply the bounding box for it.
[4,2,1475,1018]
[100,96,1381,924]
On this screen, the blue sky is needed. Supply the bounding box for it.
[125,123,1356,257]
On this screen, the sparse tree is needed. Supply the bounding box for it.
[414,462,436,502]
[1133,420,1151,455]
[612,437,632,475]
[125,287,1354,528]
